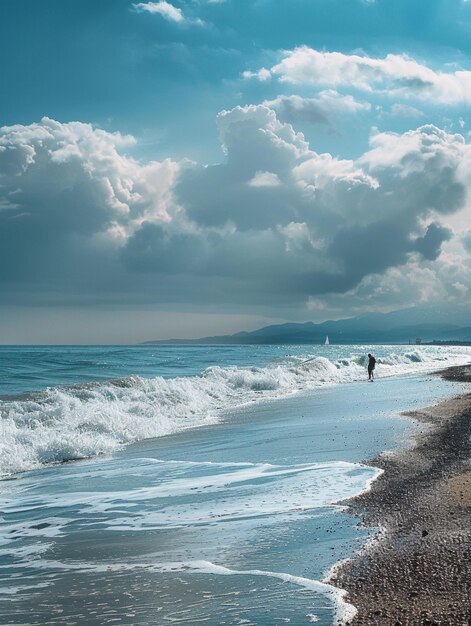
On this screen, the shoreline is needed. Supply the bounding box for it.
[1,361,468,625]
[330,365,471,625]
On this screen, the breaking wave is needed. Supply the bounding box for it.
[1,346,469,476]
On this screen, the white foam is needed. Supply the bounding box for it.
[158,561,357,626]
[0,460,380,532]
[1,345,469,476]
[0,516,73,548]
[0,581,51,596]
[98,461,379,531]
[6,556,356,625]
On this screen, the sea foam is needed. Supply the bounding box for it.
[1,346,469,476]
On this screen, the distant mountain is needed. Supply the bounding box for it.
[143,307,471,345]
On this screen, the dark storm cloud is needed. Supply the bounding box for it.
[121,223,210,273]
[329,221,412,285]
[329,221,452,289]
[413,222,452,260]
[0,111,467,311]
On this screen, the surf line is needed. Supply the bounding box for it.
[19,557,357,625]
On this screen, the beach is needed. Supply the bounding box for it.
[331,365,471,626]
[0,345,470,625]
[4,3,471,625]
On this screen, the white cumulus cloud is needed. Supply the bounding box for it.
[133,1,184,22]
[248,171,282,187]
[245,46,471,105]
[1,111,470,315]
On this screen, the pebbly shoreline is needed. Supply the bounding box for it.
[330,365,471,626]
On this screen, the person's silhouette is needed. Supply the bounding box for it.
[367,353,376,380]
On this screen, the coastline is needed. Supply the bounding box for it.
[2,353,470,626]
[330,365,471,625]
[3,370,458,626]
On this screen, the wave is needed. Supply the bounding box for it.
[1,346,469,476]
[2,553,356,624]
[0,459,379,540]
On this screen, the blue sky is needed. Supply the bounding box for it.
[1,0,471,342]
[3,0,471,161]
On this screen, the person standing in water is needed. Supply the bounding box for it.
[367,353,376,380]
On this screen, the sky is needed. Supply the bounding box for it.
[1,0,471,343]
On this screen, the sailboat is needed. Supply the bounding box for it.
[324,335,330,345]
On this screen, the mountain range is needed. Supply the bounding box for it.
[144,307,471,345]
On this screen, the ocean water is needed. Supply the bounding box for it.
[0,344,469,625]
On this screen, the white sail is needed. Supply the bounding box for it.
[324,335,329,345]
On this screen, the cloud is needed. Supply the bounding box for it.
[147,109,467,299]
[0,112,469,315]
[414,223,452,260]
[132,1,206,25]
[248,171,281,187]
[360,125,466,182]
[462,230,471,252]
[307,244,471,319]
[132,0,205,26]
[0,117,178,299]
[390,103,424,118]
[263,91,371,126]
[133,1,184,22]
[242,68,272,81]
[245,46,471,105]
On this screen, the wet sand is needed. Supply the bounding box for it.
[330,365,471,626]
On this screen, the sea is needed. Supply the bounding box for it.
[0,344,470,625]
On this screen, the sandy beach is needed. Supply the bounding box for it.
[331,365,471,626]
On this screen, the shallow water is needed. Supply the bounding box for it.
[0,347,465,625]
